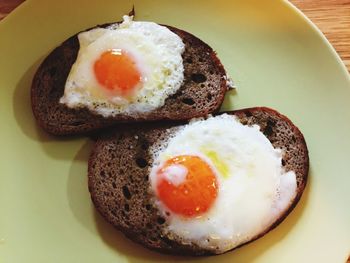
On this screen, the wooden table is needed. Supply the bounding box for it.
[292,0,350,71]
[0,0,349,72]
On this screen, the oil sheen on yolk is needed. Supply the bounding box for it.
[93,49,141,95]
[156,155,218,217]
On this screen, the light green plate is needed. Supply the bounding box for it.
[0,0,349,262]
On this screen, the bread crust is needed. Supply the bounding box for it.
[88,107,309,256]
[31,23,228,136]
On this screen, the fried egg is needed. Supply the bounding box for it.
[60,16,185,117]
[149,114,297,253]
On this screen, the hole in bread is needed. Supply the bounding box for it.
[245,111,253,117]
[140,140,149,150]
[207,93,212,101]
[157,217,166,225]
[122,185,132,200]
[111,209,117,217]
[264,120,275,136]
[267,119,276,126]
[136,158,148,168]
[112,182,117,188]
[69,121,84,126]
[281,159,286,166]
[170,90,183,99]
[145,204,152,211]
[186,57,193,64]
[124,204,130,212]
[264,126,273,136]
[100,171,106,178]
[191,73,207,83]
[182,98,195,105]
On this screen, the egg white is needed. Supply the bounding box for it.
[149,114,297,253]
[60,15,185,117]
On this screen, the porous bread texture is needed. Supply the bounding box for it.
[233,107,308,191]
[31,23,228,136]
[88,107,309,256]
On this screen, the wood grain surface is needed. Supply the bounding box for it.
[291,0,350,71]
[0,0,349,71]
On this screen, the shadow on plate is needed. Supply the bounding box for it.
[67,141,311,262]
[220,88,237,112]
[13,57,84,160]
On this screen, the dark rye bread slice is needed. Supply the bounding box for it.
[88,107,309,256]
[31,22,229,136]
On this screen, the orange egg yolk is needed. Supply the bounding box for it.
[156,155,218,217]
[93,49,141,96]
